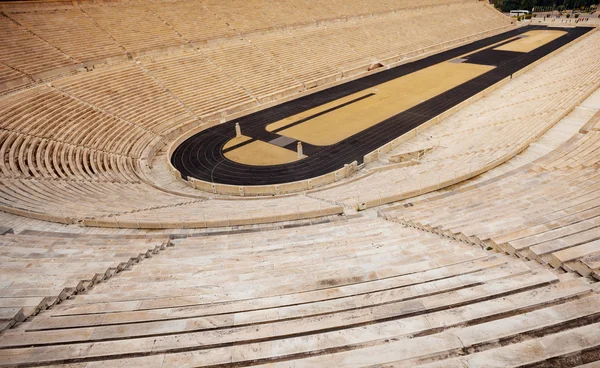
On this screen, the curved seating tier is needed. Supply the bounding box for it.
[144,0,238,45]
[0,218,598,367]
[0,179,195,217]
[0,133,139,183]
[7,9,125,64]
[246,33,342,90]
[200,40,304,103]
[0,233,170,331]
[0,0,511,94]
[94,195,341,229]
[52,64,197,136]
[0,175,345,228]
[143,51,258,119]
[311,29,600,209]
[0,85,158,160]
[0,65,26,85]
[81,4,186,54]
[0,64,30,94]
[200,0,279,35]
[312,2,509,68]
[244,0,318,28]
[0,15,75,84]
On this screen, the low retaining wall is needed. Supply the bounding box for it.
[80,204,343,229]
[188,161,358,196]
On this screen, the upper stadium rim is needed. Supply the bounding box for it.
[1,0,600,367]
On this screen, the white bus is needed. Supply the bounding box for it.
[510,10,530,16]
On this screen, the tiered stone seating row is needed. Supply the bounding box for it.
[142,52,257,119]
[0,179,200,220]
[323,2,509,69]
[381,0,470,13]
[81,4,186,54]
[202,0,278,35]
[1,218,598,367]
[581,110,600,133]
[0,232,170,331]
[0,173,342,229]
[246,0,468,24]
[311,29,600,209]
[0,0,478,67]
[246,0,316,27]
[200,0,471,34]
[92,194,341,229]
[7,9,125,64]
[144,0,237,45]
[249,32,343,89]
[0,65,24,85]
[537,131,600,171]
[0,0,511,94]
[200,41,304,103]
[0,64,31,94]
[52,64,197,136]
[0,131,139,183]
[0,16,75,81]
[284,2,508,76]
[384,120,600,279]
[288,26,372,76]
[0,85,158,159]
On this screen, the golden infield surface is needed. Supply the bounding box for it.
[224,140,303,166]
[268,62,494,146]
[223,135,252,149]
[495,30,567,52]
[223,30,562,167]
